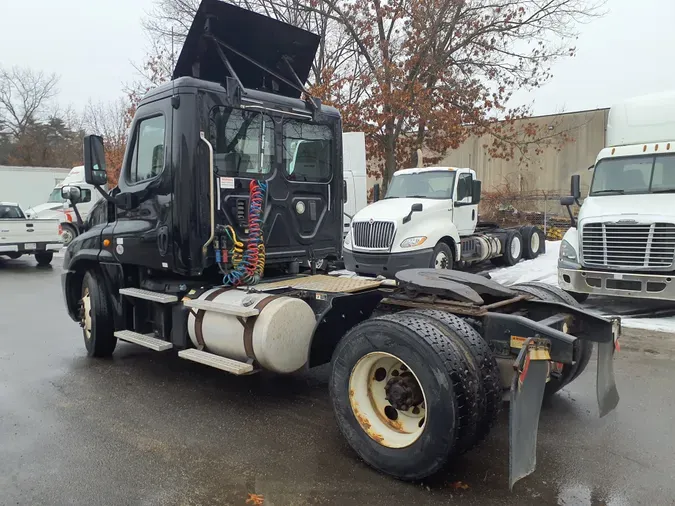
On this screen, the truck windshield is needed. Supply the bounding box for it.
[385,171,456,199]
[283,120,333,182]
[48,188,66,203]
[590,154,675,195]
[209,107,274,176]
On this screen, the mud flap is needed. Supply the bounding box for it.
[509,340,549,490]
[597,337,620,418]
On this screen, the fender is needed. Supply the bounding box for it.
[391,220,461,259]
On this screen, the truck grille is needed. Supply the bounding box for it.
[581,222,675,269]
[352,221,395,249]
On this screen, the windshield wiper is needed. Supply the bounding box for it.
[591,189,625,195]
[652,188,675,194]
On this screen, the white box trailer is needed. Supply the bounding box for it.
[0,165,71,209]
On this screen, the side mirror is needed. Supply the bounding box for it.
[372,183,381,202]
[61,185,82,204]
[83,135,108,186]
[471,180,482,205]
[403,203,423,224]
[343,179,348,203]
[560,196,575,206]
[570,174,581,200]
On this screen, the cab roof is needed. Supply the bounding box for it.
[173,0,320,99]
[394,167,470,175]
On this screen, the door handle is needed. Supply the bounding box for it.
[472,210,476,220]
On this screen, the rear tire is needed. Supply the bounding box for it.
[430,242,454,270]
[61,223,78,246]
[81,270,117,358]
[521,226,545,259]
[35,251,53,266]
[399,309,501,449]
[491,229,523,267]
[330,314,469,480]
[511,282,593,396]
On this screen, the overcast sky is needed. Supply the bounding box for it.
[2,0,675,117]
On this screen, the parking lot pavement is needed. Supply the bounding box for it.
[2,256,675,505]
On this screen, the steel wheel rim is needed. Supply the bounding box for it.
[82,288,92,339]
[62,227,74,245]
[530,231,540,254]
[349,351,427,448]
[434,252,449,269]
[510,236,522,259]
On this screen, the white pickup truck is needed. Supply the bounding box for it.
[0,202,62,266]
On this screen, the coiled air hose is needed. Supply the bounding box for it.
[223,180,267,286]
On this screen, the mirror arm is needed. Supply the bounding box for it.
[94,184,115,204]
[70,203,84,227]
[565,204,576,227]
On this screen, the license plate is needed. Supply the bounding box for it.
[24,243,37,250]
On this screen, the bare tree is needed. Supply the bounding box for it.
[0,66,59,139]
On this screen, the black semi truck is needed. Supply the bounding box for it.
[60,0,620,490]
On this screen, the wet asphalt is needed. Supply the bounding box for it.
[1,256,674,506]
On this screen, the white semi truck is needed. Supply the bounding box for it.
[558,90,675,302]
[343,167,546,277]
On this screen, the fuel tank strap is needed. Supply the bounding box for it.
[194,288,232,350]
[242,295,281,360]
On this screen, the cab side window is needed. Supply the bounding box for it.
[127,115,166,184]
[456,173,473,203]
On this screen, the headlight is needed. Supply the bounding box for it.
[559,239,577,262]
[400,236,427,248]
[343,230,352,248]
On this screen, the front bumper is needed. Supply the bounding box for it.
[343,248,434,277]
[559,266,675,301]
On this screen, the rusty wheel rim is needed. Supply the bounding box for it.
[349,352,427,448]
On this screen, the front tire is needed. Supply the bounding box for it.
[81,270,117,358]
[430,242,454,270]
[330,314,467,481]
[35,251,53,266]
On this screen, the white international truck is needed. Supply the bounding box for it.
[558,91,675,302]
[343,166,546,277]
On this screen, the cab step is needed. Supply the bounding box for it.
[182,299,260,317]
[119,288,178,304]
[178,349,254,375]
[114,330,173,351]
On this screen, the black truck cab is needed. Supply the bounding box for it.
[62,0,344,321]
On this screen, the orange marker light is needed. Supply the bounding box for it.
[655,144,659,151]
[103,239,111,247]
[668,143,672,150]
[643,145,647,152]
[611,148,616,155]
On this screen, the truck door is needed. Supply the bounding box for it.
[111,98,173,270]
[454,172,477,236]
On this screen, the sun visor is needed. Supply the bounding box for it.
[173,0,320,98]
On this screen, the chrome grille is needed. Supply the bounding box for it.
[352,221,396,249]
[581,222,675,269]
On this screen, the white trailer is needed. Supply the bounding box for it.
[0,165,71,209]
